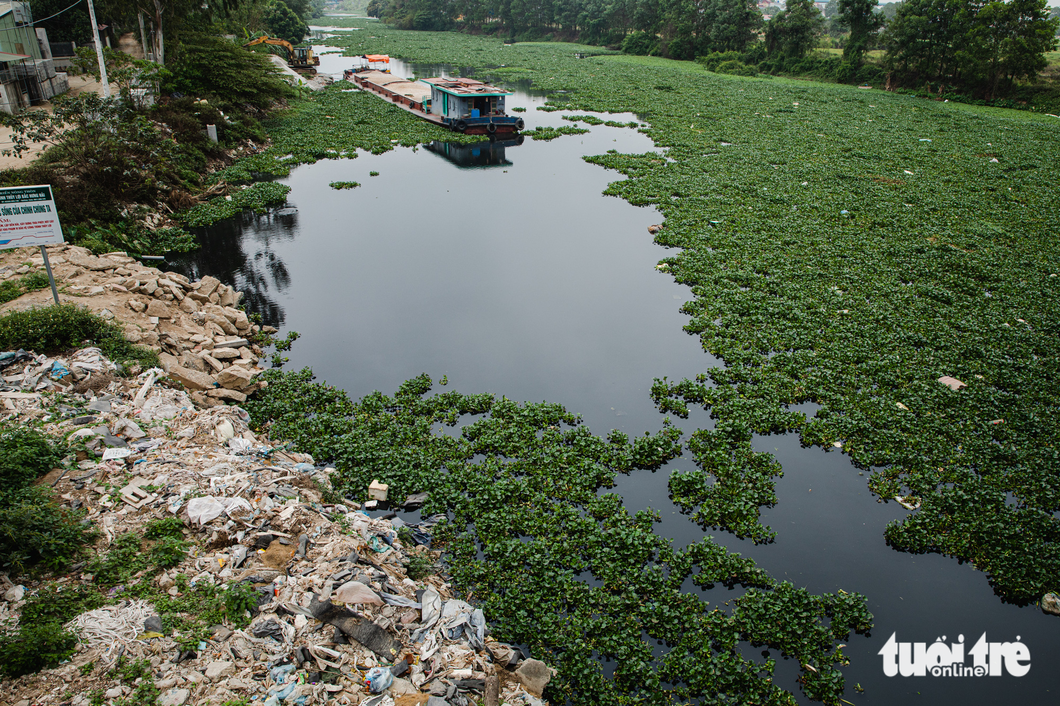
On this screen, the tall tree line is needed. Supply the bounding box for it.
[30,0,326,54]
[884,0,1058,96]
[368,0,1057,96]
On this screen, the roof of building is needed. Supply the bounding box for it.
[422,77,511,97]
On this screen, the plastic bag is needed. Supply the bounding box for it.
[364,666,394,693]
[333,580,383,606]
[186,497,225,525]
[420,586,441,627]
[228,437,253,454]
[186,496,252,525]
[270,662,296,683]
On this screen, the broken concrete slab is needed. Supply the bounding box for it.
[168,366,218,391]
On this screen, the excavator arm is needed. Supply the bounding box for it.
[242,35,319,68]
[243,36,295,53]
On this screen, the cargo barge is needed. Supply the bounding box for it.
[344,56,524,136]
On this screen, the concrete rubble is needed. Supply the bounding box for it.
[0,243,280,408]
[0,260,553,706]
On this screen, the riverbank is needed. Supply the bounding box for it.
[0,244,268,406]
[0,273,553,706]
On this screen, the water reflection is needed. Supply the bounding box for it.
[170,209,297,327]
[424,136,524,169]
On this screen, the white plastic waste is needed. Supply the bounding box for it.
[186,496,252,525]
[333,580,383,606]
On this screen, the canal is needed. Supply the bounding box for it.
[172,50,1058,705]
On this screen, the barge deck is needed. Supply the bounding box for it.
[346,62,524,136]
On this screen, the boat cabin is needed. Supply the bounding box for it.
[423,77,510,124]
[351,54,390,72]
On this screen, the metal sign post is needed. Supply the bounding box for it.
[39,245,60,305]
[0,185,65,305]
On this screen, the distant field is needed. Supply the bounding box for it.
[1047,50,1060,68]
[816,47,884,59]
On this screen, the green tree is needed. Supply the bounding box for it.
[957,0,1058,96]
[29,0,93,43]
[279,0,312,19]
[882,0,971,82]
[657,0,763,59]
[166,32,293,108]
[837,0,886,64]
[703,0,764,53]
[765,0,826,59]
[263,0,308,43]
[884,0,1056,93]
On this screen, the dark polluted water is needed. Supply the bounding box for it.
[173,63,1058,704]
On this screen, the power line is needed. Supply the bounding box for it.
[31,0,87,26]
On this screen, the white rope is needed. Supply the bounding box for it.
[65,599,153,662]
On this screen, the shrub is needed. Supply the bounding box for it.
[0,425,65,504]
[697,50,745,72]
[716,59,758,76]
[222,581,259,624]
[89,532,148,586]
[108,656,159,706]
[152,96,267,151]
[621,30,658,56]
[0,424,87,572]
[404,553,434,580]
[20,271,50,291]
[165,33,295,112]
[0,425,90,573]
[65,221,197,258]
[0,486,94,573]
[149,536,190,569]
[0,304,159,367]
[2,93,195,225]
[0,620,78,678]
[20,582,105,625]
[0,271,54,305]
[143,517,185,540]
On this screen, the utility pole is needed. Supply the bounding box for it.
[85,0,111,98]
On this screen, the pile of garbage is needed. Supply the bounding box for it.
[0,346,554,706]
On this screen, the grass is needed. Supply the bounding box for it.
[0,271,52,304]
[0,304,159,368]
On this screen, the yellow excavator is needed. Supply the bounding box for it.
[243,35,320,69]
